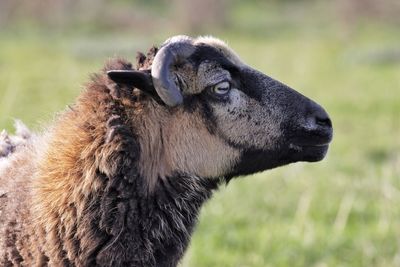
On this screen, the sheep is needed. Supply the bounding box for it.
[0,35,333,267]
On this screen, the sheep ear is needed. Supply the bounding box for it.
[107,70,155,95]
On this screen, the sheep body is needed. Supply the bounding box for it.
[0,36,332,266]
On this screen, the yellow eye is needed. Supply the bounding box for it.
[212,81,231,95]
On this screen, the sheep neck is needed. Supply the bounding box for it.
[96,174,218,266]
[94,172,220,266]
[87,105,222,266]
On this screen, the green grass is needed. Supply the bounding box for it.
[1,4,400,266]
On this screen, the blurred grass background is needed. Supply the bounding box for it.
[1,0,399,266]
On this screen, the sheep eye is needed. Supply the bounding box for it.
[212,81,231,96]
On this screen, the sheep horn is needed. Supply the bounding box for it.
[151,36,195,106]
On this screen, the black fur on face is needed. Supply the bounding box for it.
[180,44,333,180]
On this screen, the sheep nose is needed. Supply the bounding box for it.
[306,104,333,143]
[314,111,332,129]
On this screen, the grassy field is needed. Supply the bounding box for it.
[1,2,400,267]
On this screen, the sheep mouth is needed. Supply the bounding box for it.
[289,142,330,149]
[288,142,330,162]
[287,127,333,151]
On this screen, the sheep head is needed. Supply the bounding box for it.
[107,35,333,187]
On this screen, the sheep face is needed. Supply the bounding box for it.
[108,36,333,184]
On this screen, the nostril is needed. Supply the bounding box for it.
[316,116,332,128]
[306,102,332,130]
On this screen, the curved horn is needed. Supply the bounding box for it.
[151,36,195,106]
